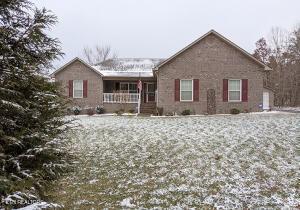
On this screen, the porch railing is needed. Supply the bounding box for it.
[103,93,139,103]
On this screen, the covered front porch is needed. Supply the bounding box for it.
[102,79,157,113]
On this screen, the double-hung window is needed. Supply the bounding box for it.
[129,83,137,93]
[120,83,129,93]
[73,80,83,98]
[120,82,137,93]
[228,79,241,102]
[180,79,193,101]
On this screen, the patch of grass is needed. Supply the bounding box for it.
[45,114,299,209]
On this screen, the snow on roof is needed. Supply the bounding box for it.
[99,71,153,77]
[92,58,164,77]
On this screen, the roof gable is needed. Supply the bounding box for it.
[51,57,103,77]
[154,30,272,71]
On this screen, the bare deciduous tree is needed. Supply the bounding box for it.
[254,25,300,107]
[83,47,93,64]
[83,45,117,65]
[268,27,289,66]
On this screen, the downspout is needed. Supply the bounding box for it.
[153,68,159,107]
[138,72,141,114]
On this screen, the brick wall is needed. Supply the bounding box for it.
[157,33,266,114]
[55,60,103,109]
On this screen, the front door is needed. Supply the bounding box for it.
[146,83,155,102]
[263,92,270,110]
[207,89,216,114]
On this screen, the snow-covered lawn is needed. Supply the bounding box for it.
[46,113,299,209]
[274,106,300,113]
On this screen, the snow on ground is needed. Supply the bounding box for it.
[46,113,300,209]
[274,107,300,113]
[120,197,136,208]
[14,202,60,210]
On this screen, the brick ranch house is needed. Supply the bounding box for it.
[51,30,274,114]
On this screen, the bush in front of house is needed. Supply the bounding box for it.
[95,105,105,114]
[72,106,82,115]
[181,109,191,116]
[230,108,240,114]
[128,109,135,114]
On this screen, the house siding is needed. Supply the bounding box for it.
[55,60,103,108]
[103,103,137,113]
[157,33,265,114]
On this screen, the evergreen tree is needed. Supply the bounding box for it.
[253,38,271,64]
[0,0,70,208]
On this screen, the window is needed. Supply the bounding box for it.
[120,83,128,92]
[228,79,241,101]
[129,83,137,93]
[73,80,83,98]
[180,79,193,101]
[120,82,137,93]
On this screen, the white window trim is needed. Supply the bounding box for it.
[73,80,83,98]
[145,82,155,92]
[180,79,193,102]
[228,79,242,102]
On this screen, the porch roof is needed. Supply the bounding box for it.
[98,70,153,78]
[92,58,164,78]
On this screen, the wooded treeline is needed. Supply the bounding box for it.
[253,26,300,106]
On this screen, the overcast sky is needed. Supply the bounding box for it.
[32,0,300,69]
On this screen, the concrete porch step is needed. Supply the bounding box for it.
[140,103,156,114]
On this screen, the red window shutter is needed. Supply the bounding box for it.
[144,83,147,103]
[193,79,199,101]
[83,80,88,98]
[69,80,73,98]
[223,79,228,102]
[242,79,248,102]
[175,79,180,101]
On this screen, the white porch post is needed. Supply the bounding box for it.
[137,78,142,115]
